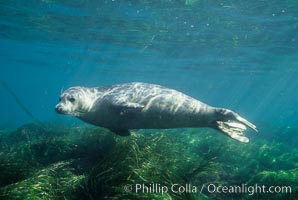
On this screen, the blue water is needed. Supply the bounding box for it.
[0,0,298,141]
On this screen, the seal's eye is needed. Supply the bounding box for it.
[69,97,76,103]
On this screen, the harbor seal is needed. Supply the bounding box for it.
[55,82,257,143]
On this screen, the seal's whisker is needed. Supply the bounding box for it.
[60,87,64,95]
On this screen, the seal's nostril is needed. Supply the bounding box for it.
[55,105,63,113]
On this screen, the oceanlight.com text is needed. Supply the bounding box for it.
[206,183,291,196]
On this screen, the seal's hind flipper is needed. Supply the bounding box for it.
[215,121,249,143]
[110,129,131,136]
[214,108,258,143]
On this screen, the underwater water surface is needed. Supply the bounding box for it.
[0,0,298,199]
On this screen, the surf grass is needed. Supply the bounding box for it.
[0,151,36,187]
[0,124,116,199]
[85,132,213,200]
[0,161,85,200]
[0,124,297,199]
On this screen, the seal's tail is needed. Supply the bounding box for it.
[213,108,258,143]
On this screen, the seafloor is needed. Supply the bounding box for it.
[0,123,297,199]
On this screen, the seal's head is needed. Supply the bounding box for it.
[55,86,98,117]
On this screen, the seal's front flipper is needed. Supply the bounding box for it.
[110,129,131,136]
[120,102,144,109]
[109,97,145,109]
[214,108,258,143]
[109,98,145,115]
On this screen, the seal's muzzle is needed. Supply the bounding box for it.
[55,104,65,114]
